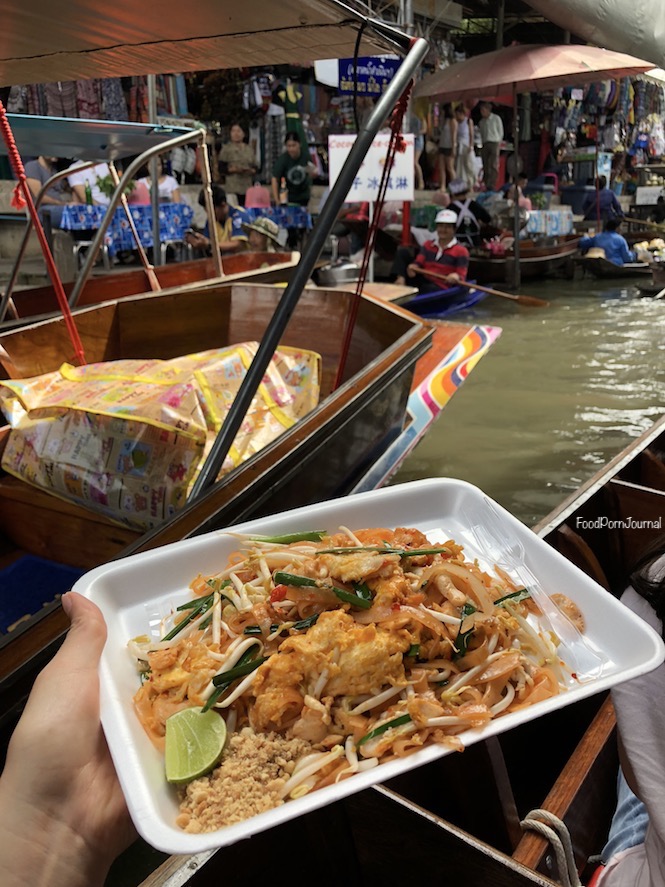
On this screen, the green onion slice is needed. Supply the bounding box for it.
[273,572,372,609]
[317,546,448,557]
[494,588,531,606]
[357,713,413,747]
[250,531,327,544]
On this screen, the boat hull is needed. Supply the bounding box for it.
[577,256,652,279]
[4,251,301,323]
[0,282,438,567]
[399,283,488,317]
[469,236,581,284]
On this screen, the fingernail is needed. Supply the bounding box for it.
[61,591,73,617]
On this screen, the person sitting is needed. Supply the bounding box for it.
[185,184,249,255]
[136,156,182,203]
[241,216,282,252]
[506,174,533,211]
[22,155,73,243]
[66,160,111,206]
[579,219,636,266]
[582,175,624,223]
[447,178,492,247]
[393,209,469,293]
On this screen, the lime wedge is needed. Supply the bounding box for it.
[164,707,227,784]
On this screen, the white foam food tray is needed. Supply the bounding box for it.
[74,478,665,854]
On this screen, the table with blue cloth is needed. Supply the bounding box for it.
[243,205,313,230]
[59,203,194,255]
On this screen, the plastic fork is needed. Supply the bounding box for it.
[461,497,608,682]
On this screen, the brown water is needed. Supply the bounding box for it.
[391,275,665,528]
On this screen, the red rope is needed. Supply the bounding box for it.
[333,82,413,390]
[0,101,86,366]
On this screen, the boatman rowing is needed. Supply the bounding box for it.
[394,209,470,292]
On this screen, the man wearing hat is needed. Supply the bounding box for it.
[448,178,492,247]
[242,216,282,252]
[394,209,469,292]
[578,219,637,266]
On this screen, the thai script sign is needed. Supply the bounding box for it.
[337,56,401,95]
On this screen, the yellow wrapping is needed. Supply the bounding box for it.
[0,343,320,530]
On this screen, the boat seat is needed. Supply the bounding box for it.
[72,239,112,271]
[160,239,193,264]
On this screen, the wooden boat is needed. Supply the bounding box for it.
[396,282,488,318]
[577,254,652,279]
[0,279,499,592]
[4,250,302,323]
[468,235,581,284]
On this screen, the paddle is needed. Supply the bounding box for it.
[624,215,665,235]
[419,269,550,307]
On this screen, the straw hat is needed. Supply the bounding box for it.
[241,216,281,245]
[585,247,607,259]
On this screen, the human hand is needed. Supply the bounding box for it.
[406,263,419,278]
[0,592,136,887]
[446,272,461,284]
[185,231,209,249]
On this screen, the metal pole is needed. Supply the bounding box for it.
[0,162,97,322]
[512,85,521,289]
[496,0,505,50]
[147,75,162,266]
[68,129,206,308]
[188,35,430,500]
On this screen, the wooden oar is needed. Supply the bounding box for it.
[420,269,550,307]
[624,215,665,235]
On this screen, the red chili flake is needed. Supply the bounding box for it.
[391,602,401,611]
[270,584,288,603]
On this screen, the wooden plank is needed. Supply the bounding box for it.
[0,476,138,568]
[511,696,617,875]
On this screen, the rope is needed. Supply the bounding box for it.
[0,100,86,366]
[333,80,413,390]
[520,809,582,887]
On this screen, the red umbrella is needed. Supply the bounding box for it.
[413,43,654,102]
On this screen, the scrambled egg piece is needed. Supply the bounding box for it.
[249,610,411,733]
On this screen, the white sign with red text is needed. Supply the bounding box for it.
[328,133,414,202]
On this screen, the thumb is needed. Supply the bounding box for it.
[59,591,108,667]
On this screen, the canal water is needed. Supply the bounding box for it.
[390,275,665,528]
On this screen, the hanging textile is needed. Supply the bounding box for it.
[276,81,309,156]
[263,105,286,183]
[44,81,78,117]
[76,79,102,119]
[101,78,128,121]
[6,86,28,114]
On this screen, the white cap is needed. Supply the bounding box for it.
[435,209,458,225]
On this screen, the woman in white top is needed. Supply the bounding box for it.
[137,156,181,203]
[454,105,476,190]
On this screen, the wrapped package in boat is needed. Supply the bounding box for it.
[0,343,320,530]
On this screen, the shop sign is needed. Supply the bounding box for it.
[337,56,401,95]
[328,133,414,202]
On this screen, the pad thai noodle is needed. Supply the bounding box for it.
[129,525,583,832]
